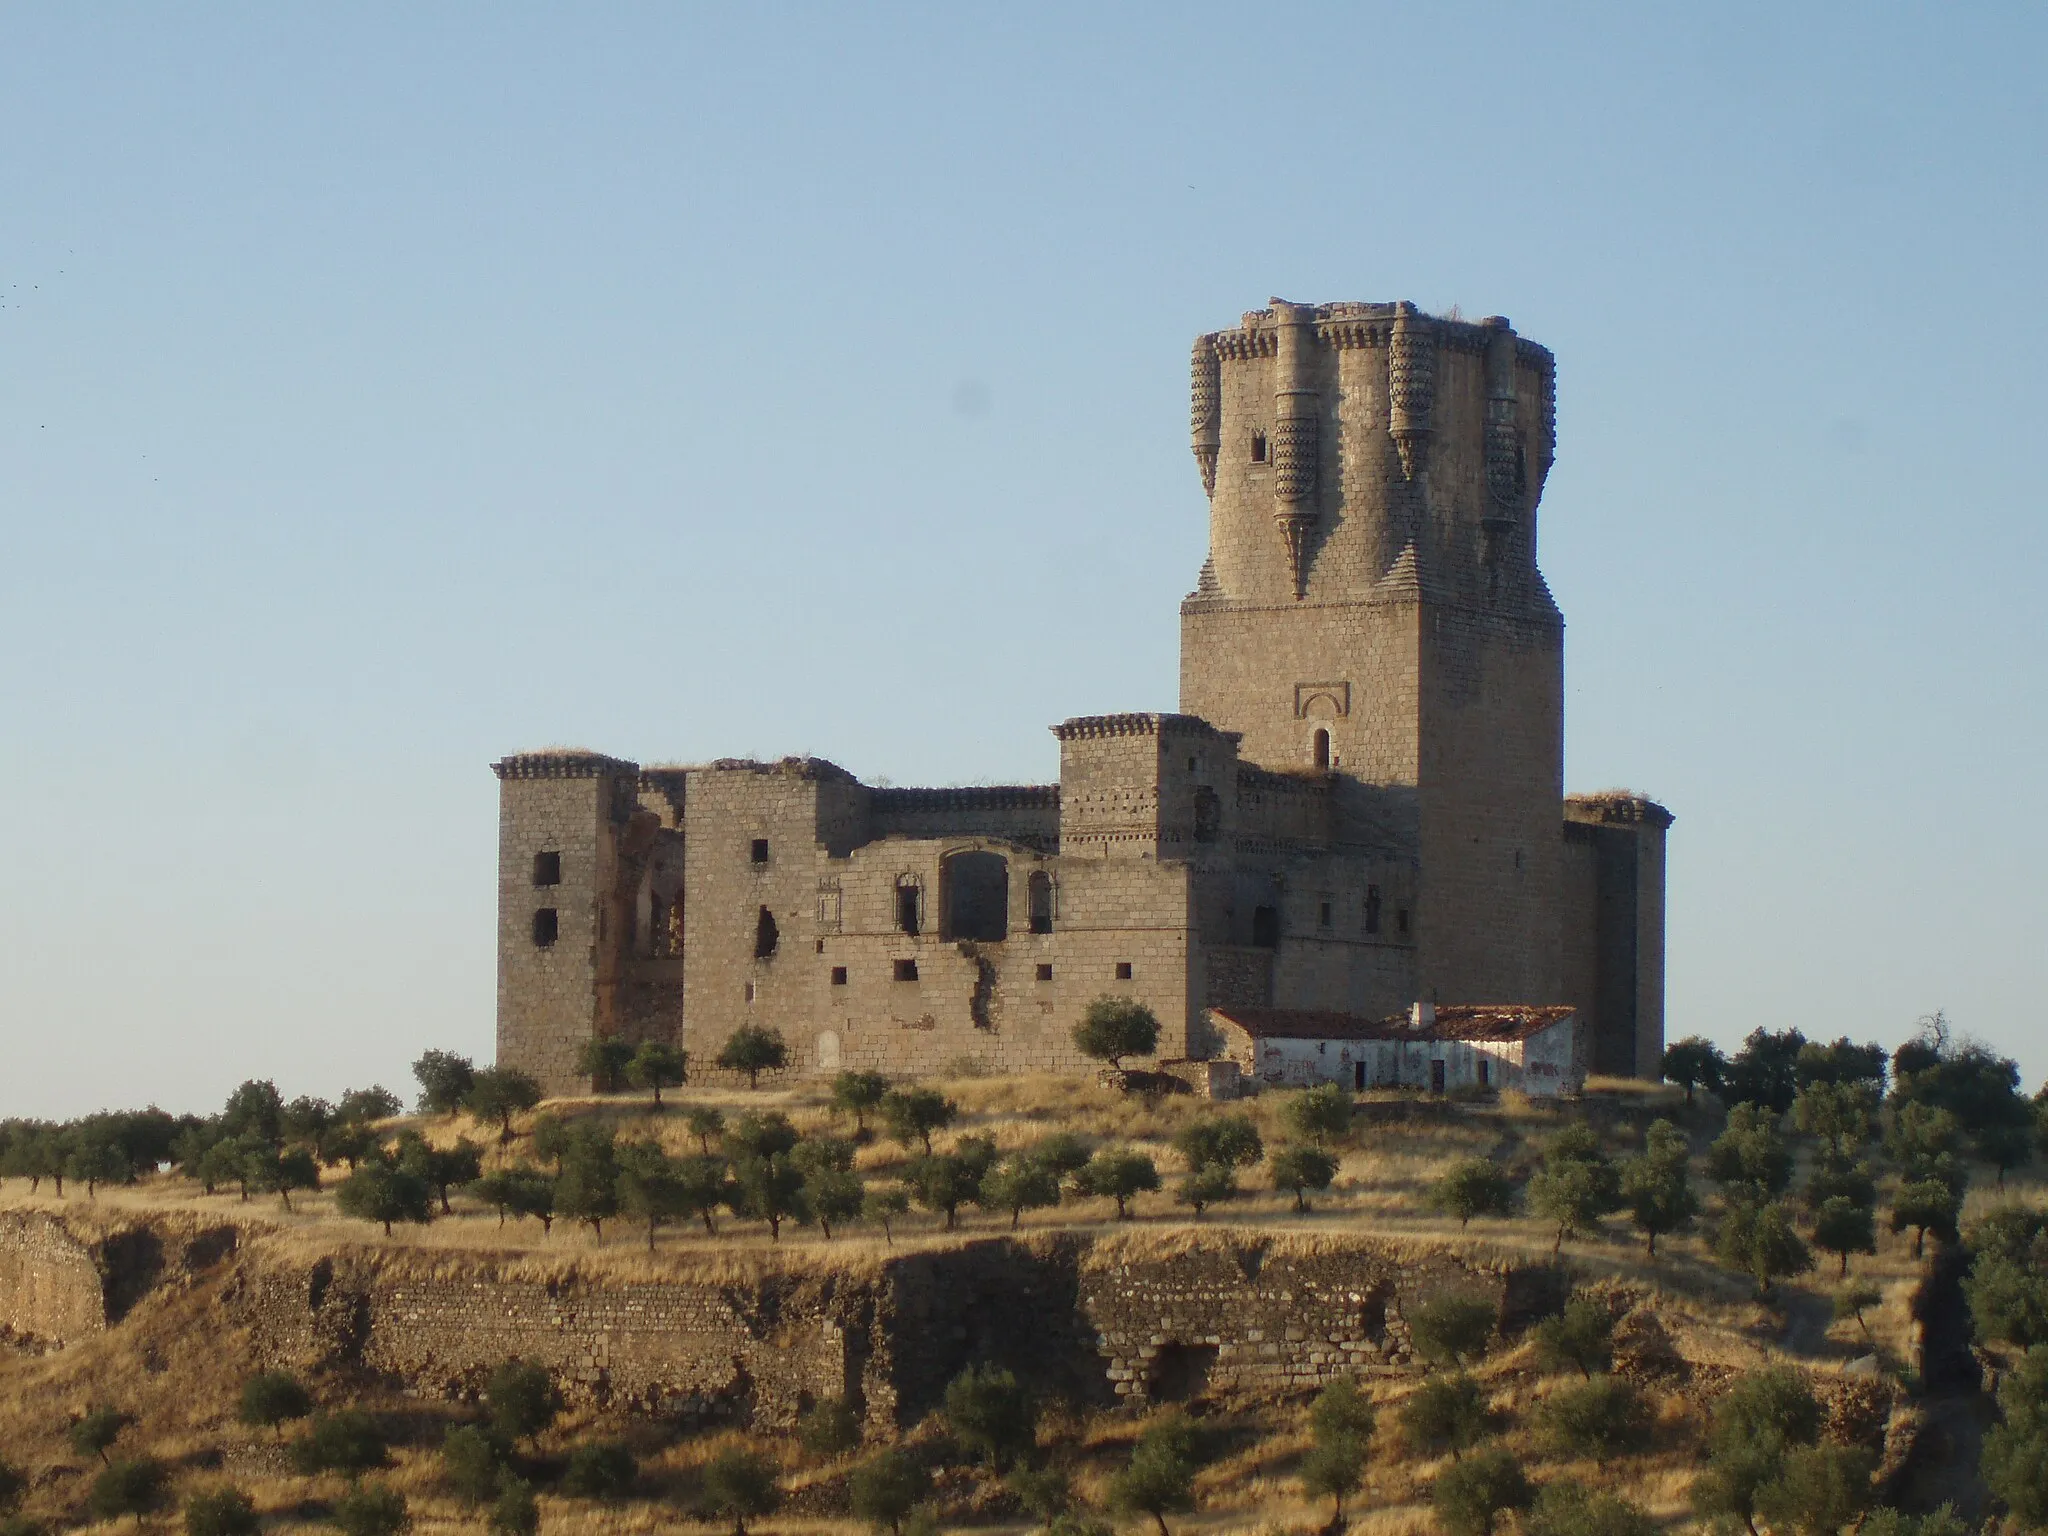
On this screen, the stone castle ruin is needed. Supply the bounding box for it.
[494,300,1670,1095]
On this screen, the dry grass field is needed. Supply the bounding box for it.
[1,1071,2029,1536]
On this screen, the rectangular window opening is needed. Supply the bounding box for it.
[533,851,561,887]
[1397,908,1410,936]
[531,908,558,947]
[750,838,770,864]
[894,959,919,983]
[1318,901,1332,928]
[896,884,921,936]
[1364,884,1381,936]
[745,981,756,1002]
[1036,963,1053,982]
[830,966,848,986]
[1114,961,1133,981]
[1250,430,1268,463]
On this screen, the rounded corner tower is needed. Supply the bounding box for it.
[1180,299,1568,1009]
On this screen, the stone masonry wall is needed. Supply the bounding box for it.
[0,1212,105,1342]
[1078,1236,1567,1404]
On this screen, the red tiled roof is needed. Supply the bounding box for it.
[1208,1004,1576,1044]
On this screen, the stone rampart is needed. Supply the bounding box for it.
[1,1212,1561,1424]
[0,1212,107,1342]
[1078,1235,1565,1402]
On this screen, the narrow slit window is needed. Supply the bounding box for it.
[1364,885,1382,935]
[1397,907,1410,936]
[894,958,919,983]
[750,838,770,864]
[532,851,561,887]
[532,908,558,947]
[1318,901,1332,928]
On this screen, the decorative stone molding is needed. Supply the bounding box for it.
[1387,305,1435,480]
[1189,338,1220,497]
[1293,682,1351,719]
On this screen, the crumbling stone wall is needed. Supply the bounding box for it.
[1077,1237,1564,1404]
[0,1212,106,1342]
[239,1251,871,1429]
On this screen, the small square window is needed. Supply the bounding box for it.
[831,966,848,986]
[532,908,558,946]
[894,959,919,982]
[1036,963,1053,982]
[532,851,561,886]
[1114,961,1133,981]
[750,838,770,864]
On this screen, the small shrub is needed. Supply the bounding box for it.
[1432,1444,1532,1536]
[1283,1083,1353,1146]
[1399,1375,1489,1460]
[1434,1159,1516,1227]
[561,1440,637,1500]
[441,1425,508,1505]
[1532,1296,1615,1378]
[1535,1375,1651,1456]
[88,1458,167,1524]
[487,1477,538,1536]
[698,1445,782,1536]
[942,1364,1036,1470]
[185,1487,259,1536]
[485,1361,561,1446]
[1408,1293,1495,1367]
[238,1371,313,1439]
[69,1404,129,1464]
[290,1409,389,1477]
[332,1481,410,1536]
[797,1395,863,1458]
[1524,1482,1657,1536]
[849,1448,932,1536]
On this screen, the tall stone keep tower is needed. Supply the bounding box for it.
[1181,300,1565,1007]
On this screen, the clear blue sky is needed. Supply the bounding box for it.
[3,5,2043,1118]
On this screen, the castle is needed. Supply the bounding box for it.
[493,300,1670,1096]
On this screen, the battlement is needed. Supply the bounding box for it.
[1052,713,1238,742]
[492,750,639,780]
[1565,792,1675,830]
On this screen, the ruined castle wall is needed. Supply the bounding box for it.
[240,1250,870,1429]
[1078,1237,1560,1403]
[496,759,639,1096]
[0,1213,105,1342]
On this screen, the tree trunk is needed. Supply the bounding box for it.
[1152,1513,1171,1536]
[1647,1230,1657,1258]
[1838,1251,1849,1277]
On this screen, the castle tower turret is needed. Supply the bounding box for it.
[1181,300,1565,1008]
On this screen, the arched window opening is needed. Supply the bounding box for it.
[942,850,1009,942]
[1251,906,1280,949]
[754,905,780,959]
[1027,871,1054,935]
[1312,728,1331,769]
